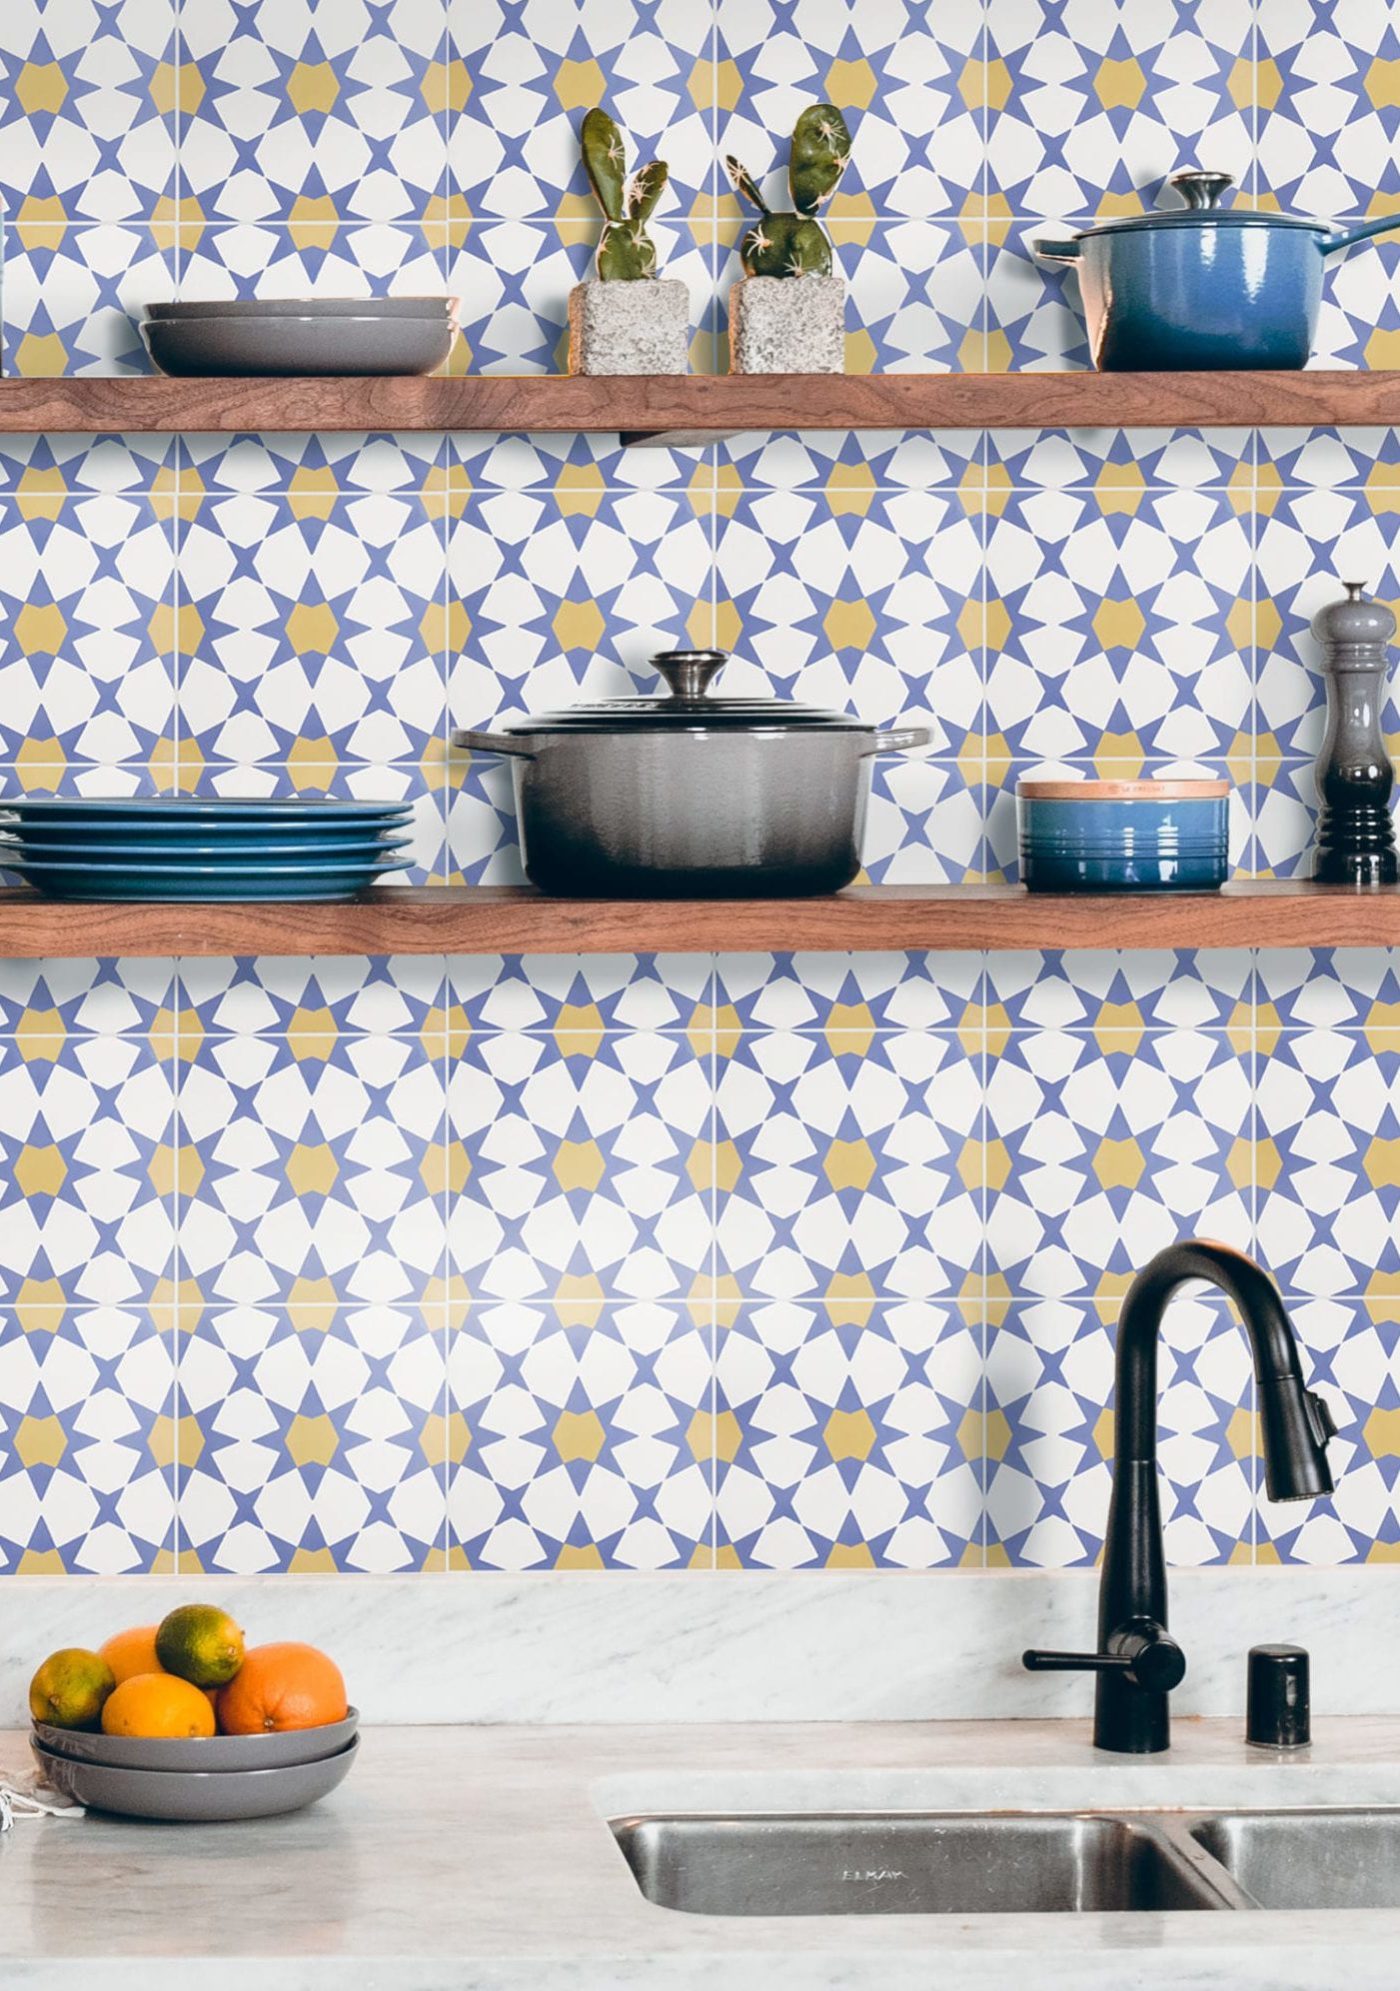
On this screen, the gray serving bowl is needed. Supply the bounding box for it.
[32,1734,359,1821]
[33,1707,359,1773]
[145,296,458,321]
[143,314,456,377]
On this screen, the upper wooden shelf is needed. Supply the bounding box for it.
[7,370,1400,438]
[0,882,1394,957]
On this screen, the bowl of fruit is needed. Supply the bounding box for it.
[29,1605,357,1821]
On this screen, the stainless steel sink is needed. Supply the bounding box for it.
[1190,1809,1400,1910]
[610,1813,1242,1916]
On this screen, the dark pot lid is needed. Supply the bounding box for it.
[486,651,874,734]
[1073,168,1331,239]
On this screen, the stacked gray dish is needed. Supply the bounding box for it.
[32,1711,360,1820]
[0,797,414,901]
[141,295,459,376]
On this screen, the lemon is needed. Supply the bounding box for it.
[29,1648,116,1730]
[155,1604,245,1688]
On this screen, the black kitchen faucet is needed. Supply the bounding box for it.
[1023,1240,1337,1754]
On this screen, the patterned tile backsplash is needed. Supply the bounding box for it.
[1,2,1400,1576]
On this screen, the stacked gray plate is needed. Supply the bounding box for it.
[31,1710,360,1821]
[142,295,459,376]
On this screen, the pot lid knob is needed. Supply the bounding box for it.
[653,649,727,701]
[1169,168,1234,210]
[1310,579,1397,653]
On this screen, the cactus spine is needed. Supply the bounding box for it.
[581,106,669,280]
[726,103,852,278]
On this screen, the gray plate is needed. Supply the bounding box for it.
[33,1708,359,1774]
[143,315,456,377]
[32,1734,359,1820]
[146,296,457,321]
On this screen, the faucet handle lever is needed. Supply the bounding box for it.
[1022,1649,1131,1675]
[1024,1621,1185,1695]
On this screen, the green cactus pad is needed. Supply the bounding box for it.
[739,213,833,279]
[790,103,852,215]
[728,101,851,278]
[581,106,668,279]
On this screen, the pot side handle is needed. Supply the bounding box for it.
[868,726,932,755]
[452,728,535,759]
[1032,237,1081,263]
[1323,213,1400,255]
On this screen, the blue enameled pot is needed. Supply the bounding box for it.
[1035,168,1400,372]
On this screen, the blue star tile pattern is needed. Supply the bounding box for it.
[1256,1029,1400,1298]
[0,496,174,768]
[985,486,1253,767]
[177,1304,446,1573]
[178,0,448,225]
[1257,2,1400,219]
[0,0,176,222]
[0,1034,175,1309]
[715,1299,984,1569]
[0,1305,174,1574]
[177,490,447,771]
[985,1028,1252,1298]
[985,0,1252,217]
[448,1301,711,1570]
[177,1032,448,1312]
[714,1030,983,1303]
[449,1032,713,1303]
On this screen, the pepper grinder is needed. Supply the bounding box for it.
[1311,580,1399,886]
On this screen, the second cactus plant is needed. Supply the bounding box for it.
[725,103,852,278]
[581,105,669,280]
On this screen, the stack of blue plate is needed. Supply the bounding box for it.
[0,799,413,902]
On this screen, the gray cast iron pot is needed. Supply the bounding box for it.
[453,651,930,898]
[1035,168,1400,371]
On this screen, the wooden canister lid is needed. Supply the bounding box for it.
[1016,778,1230,800]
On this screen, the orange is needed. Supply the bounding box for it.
[102,1672,217,1740]
[216,1642,348,1735]
[99,1625,163,1686]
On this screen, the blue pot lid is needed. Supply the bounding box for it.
[1072,168,1329,240]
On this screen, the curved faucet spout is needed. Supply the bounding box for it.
[1023,1239,1336,1754]
[1116,1240,1335,1501]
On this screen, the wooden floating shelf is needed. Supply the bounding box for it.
[0,882,1395,957]
[7,370,1400,438]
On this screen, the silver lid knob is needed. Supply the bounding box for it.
[653,650,727,701]
[1169,169,1234,211]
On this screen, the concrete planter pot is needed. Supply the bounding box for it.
[728,274,846,374]
[568,279,690,376]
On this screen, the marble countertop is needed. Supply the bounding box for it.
[3,1718,1400,1989]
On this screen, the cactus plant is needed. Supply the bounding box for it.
[581,106,669,280]
[725,103,852,279]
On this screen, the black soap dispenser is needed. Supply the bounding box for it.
[1311,580,1399,886]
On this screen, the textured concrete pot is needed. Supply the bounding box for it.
[728,274,846,373]
[568,279,690,375]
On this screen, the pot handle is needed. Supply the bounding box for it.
[452,728,535,759]
[868,725,931,755]
[1323,213,1400,255]
[1032,236,1081,263]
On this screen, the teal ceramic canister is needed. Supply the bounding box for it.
[1017,778,1229,893]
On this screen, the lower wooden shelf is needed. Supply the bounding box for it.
[0,880,1393,956]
